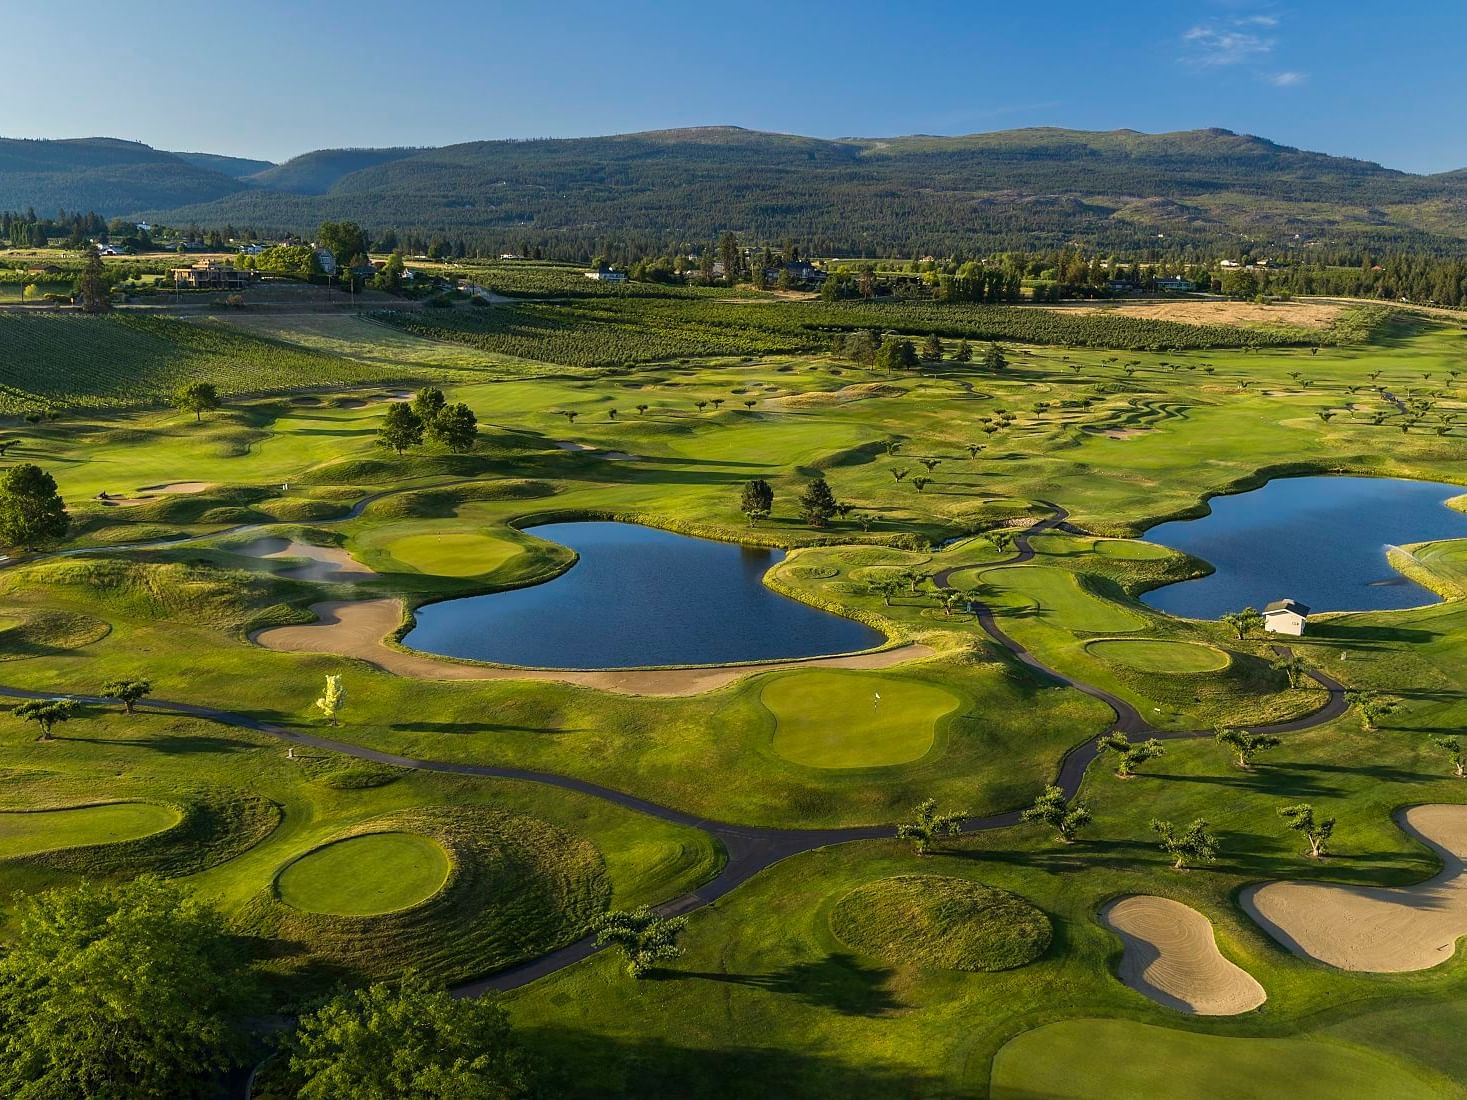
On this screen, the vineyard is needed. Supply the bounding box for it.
[377,294,1344,370]
[0,314,436,413]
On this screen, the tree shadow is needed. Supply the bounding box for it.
[387,720,585,736]
[653,953,900,1016]
[59,734,252,754]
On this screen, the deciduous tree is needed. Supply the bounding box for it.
[12,698,78,741]
[896,798,966,855]
[1096,733,1165,778]
[102,678,151,715]
[0,462,68,549]
[592,908,690,978]
[1279,803,1335,858]
[173,381,221,422]
[1215,727,1281,769]
[1151,818,1218,869]
[378,403,424,455]
[1020,785,1091,843]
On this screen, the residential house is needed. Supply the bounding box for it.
[1263,599,1310,636]
[171,260,253,290]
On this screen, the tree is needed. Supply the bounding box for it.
[1096,732,1165,778]
[102,678,151,715]
[318,220,369,267]
[867,574,904,606]
[410,386,447,425]
[1151,818,1219,869]
[0,463,69,550]
[1428,735,1466,778]
[592,908,690,978]
[378,403,424,455]
[315,674,346,725]
[953,339,973,363]
[283,970,537,1100]
[1271,653,1309,688]
[896,798,966,855]
[76,246,112,313]
[920,333,945,361]
[799,477,837,528]
[172,381,220,423]
[1346,689,1391,731]
[426,402,478,453]
[1220,606,1265,640]
[1020,785,1092,843]
[1215,727,1281,769]
[12,698,79,741]
[0,876,255,1098]
[740,479,774,526]
[1279,803,1335,858]
[982,342,1008,370]
[372,249,406,292]
[876,338,919,373]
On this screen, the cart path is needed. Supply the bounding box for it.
[0,502,1348,995]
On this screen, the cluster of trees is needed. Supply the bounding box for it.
[737,476,843,529]
[829,329,1005,370]
[378,387,479,455]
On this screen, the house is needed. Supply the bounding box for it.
[1220,260,1242,269]
[764,259,827,286]
[313,248,338,276]
[583,269,627,282]
[170,260,253,290]
[1154,276,1193,292]
[1263,599,1310,636]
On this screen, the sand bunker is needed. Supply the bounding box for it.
[1101,895,1266,1015]
[1242,804,1467,972]
[136,481,214,494]
[98,481,217,507]
[251,597,931,696]
[553,440,638,461]
[233,537,375,583]
[773,383,905,408]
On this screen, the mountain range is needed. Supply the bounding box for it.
[4,127,1467,255]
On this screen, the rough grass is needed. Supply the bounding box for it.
[828,874,1052,972]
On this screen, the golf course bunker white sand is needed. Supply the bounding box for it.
[234,537,375,583]
[100,481,217,507]
[1242,803,1467,972]
[252,597,932,696]
[1101,895,1266,1015]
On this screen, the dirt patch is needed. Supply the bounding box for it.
[1241,804,1467,972]
[233,537,375,583]
[1101,895,1265,1015]
[251,597,931,697]
[1044,299,1345,330]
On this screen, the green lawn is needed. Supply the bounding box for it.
[275,831,451,915]
[0,802,180,858]
[377,530,527,578]
[762,671,960,768]
[1086,638,1232,673]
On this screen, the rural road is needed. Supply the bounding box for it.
[0,501,1350,994]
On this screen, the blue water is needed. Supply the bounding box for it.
[1141,476,1467,619]
[402,521,884,668]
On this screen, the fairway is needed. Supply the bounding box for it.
[1095,538,1172,561]
[276,832,452,916]
[380,531,525,577]
[989,1019,1443,1099]
[762,671,958,767]
[979,565,1146,632]
[1086,638,1231,673]
[830,874,1052,971]
[0,803,180,858]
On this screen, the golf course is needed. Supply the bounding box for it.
[3,283,1467,1096]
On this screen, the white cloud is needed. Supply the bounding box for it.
[1269,70,1307,87]
[1181,23,1276,67]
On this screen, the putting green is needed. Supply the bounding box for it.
[980,565,1145,632]
[830,874,1051,971]
[990,1019,1442,1100]
[1095,538,1172,561]
[276,832,451,916]
[763,671,958,768]
[382,531,524,578]
[1086,638,1231,673]
[0,802,180,859]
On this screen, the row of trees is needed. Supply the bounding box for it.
[738,477,839,529]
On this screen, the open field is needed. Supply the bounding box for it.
[1045,298,1350,331]
[2,289,1466,1093]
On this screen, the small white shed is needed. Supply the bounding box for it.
[1264,599,1310,636]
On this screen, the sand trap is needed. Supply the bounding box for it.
[1081,426,1146,440]
[136,481,215,494]
[553,440,639,461]
[98,481,217,507]
[1101,895,1266,1015]
[233,537,375,583]
[251,597,932,696]
[1242,804,1467,972]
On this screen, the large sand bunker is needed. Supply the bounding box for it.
[233,537,375,583]
[251,597,931,697]
[1241,803,1467,972]
[99,481,217,507]
[1101,895,1266,1015]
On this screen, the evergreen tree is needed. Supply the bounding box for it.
[798,478,838,528]
[740,479,774,526]
[75,247,111,312]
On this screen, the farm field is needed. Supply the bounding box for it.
[2,290,1466,1095]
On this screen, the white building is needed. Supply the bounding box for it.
[584,269,627,282]
[1264,599,1310,636]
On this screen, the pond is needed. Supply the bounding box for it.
[402,521,884,668]
[1141,476,1467,619]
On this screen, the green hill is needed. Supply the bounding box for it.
[169,151,275,179]
[0,137,248,213]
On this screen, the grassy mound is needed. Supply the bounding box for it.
[830,874,1051,971]
[763,672,958,768]
[383,531,525,577]
[0,802,180,859]
[239,807,608,985]
[1086,638,1231,673]
[277,832,451,915]
[0,608,111,660]
[990,1019,1443,1100]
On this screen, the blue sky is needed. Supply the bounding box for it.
[10,1,1465,172]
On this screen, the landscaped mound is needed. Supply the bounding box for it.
[763,671,959,768]
[0,607,111,660]
[276,832,451,916]
[830,874,1051,971]
[1086,638,1231,674]
[0,802,180,859]
[239,807,608,984]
